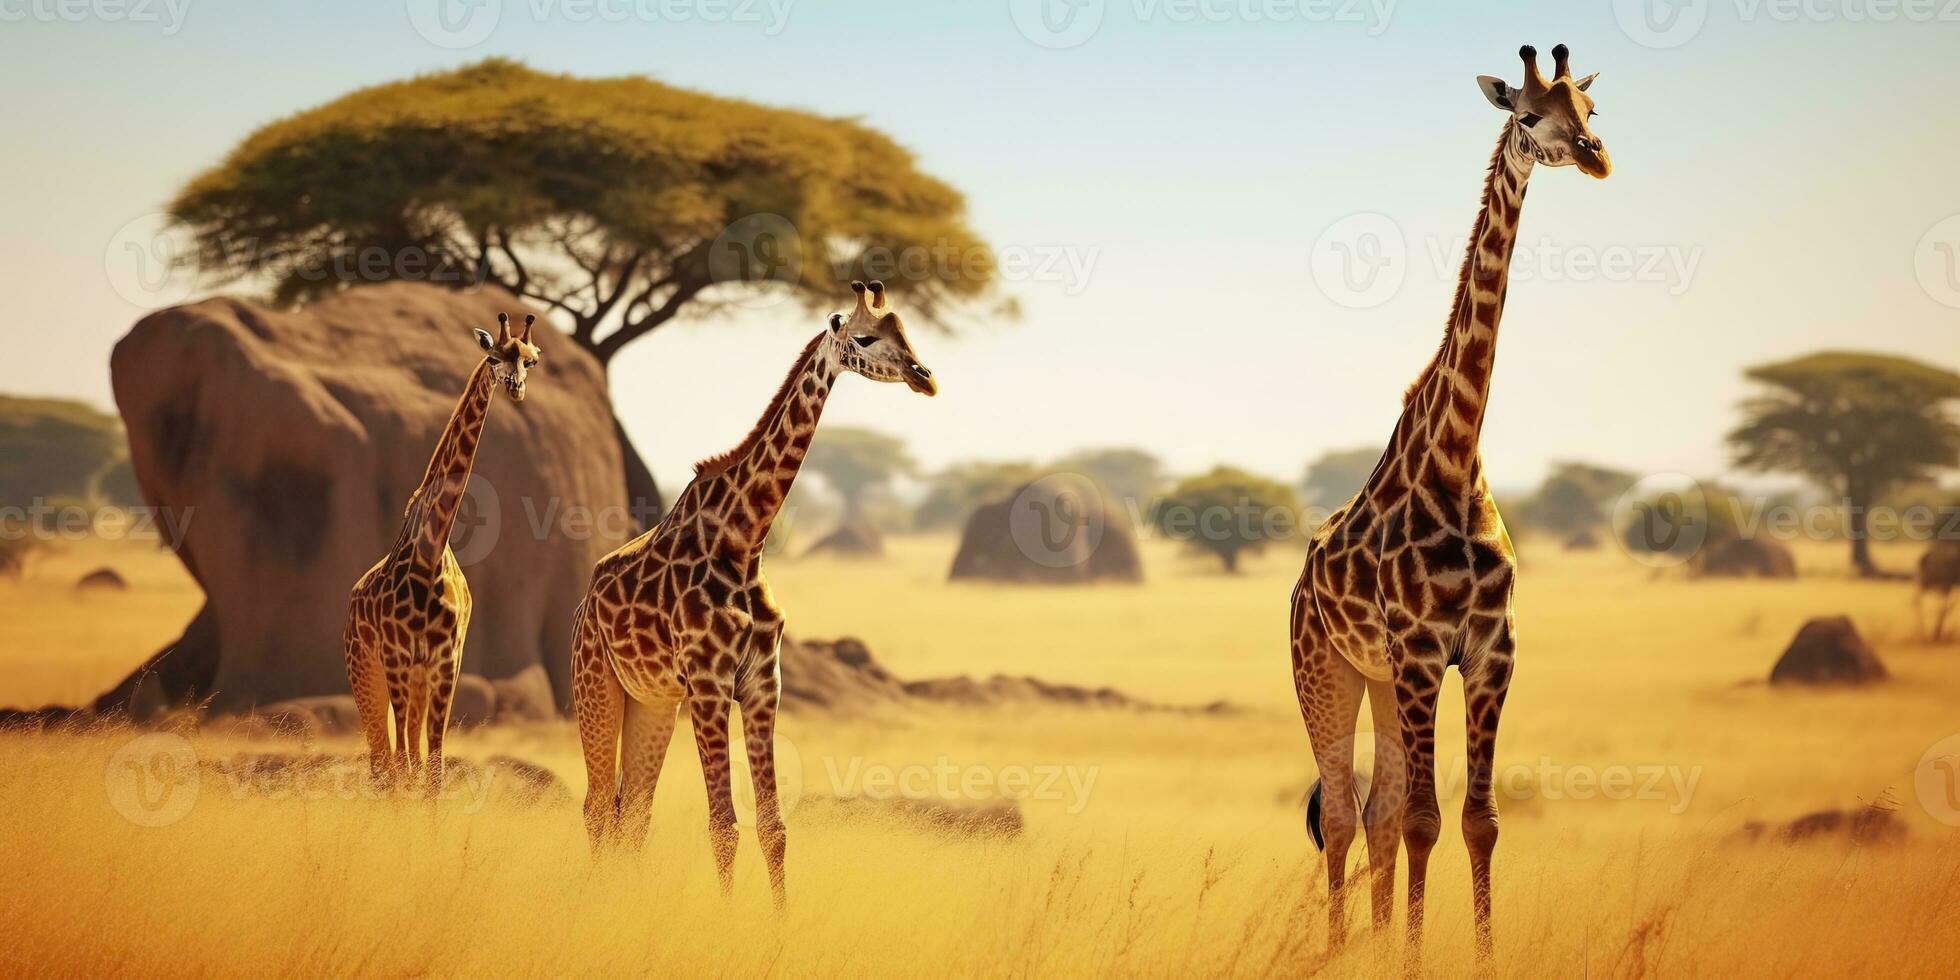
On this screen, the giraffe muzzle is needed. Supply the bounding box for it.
[903,362,937,397]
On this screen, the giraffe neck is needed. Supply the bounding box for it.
[684,332,839,557]
[1402,119,1536,477]
[399,357,497,567]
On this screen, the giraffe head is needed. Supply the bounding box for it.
[472,312,544,402]
[1478,44,1611,179]
[826,280,937,397]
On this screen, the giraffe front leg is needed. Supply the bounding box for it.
[344,613,391,782]
[738,630,788,908]
[1394,632,1447,973]
[689,692,739,893]
[618,696,680,850]
[1462,617,1516,963]
[425,657,459,799]
[1362,677,1405,931]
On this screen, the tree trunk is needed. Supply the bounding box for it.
[1847,494,1880,578]
[1221,548,1240,574]
[612,405,664,530]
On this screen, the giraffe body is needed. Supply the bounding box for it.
[1291,44,1610,965]
[344,313,542,791]
[574,281,936,905]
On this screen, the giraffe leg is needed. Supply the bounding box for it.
[385,662,413,790]
[617,696,680,850]
[572,605,624,852]
[1395,632,1447,972]
[1362,677,1406,930]
[402,664,430,795]
[1462,618,1516,962]
[1294,630,1365,951]
[425,656,459,798]
[344,616,391,782]
[688,693,739,894]
[739,676,787,908]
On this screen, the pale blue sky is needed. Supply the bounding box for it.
[5,0,1958,491]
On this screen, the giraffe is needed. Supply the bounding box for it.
[1918,539,1960,641]
[344,312,543,793]
[1290,44,1609,963]
[571,280,936,905]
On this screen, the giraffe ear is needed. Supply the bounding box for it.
[1477,75,1516,111]
[473,328,497,353]
[1573,72,1598,92]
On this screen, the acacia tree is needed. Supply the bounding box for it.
[1053,447,1164,510]
[1153,466,1300,573]
[804,428,914,554]
[1728,352,1960,577]
[1299,446,1380,509]
[168,58,1001,515]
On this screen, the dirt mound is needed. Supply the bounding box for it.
[780,636,1227,716]
[802,795,1024,839]
[805,517,886,558]
[948,479,1143,584]
[1769,616,1886,685]
[1562,528,1601,551]
[196,750,570,808]
[1739,797,1905,845]
[100,282,627,713]
[1695,537,1797,579]
[75,567,128,591]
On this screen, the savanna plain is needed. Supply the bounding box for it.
[3,532,1958,977]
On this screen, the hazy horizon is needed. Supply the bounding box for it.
[6,0,1959,494]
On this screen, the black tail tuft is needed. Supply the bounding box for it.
[1306,778,1328,851]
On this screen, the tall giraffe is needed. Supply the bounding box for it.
[345,312,543,792]
[572,280,936,904]
[1291,44,1610,962]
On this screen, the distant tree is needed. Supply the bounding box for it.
[1513,462,1638,536]
[1153,466,1300,573]
[1728,352,1960,577]
[1053,447,1164,508]
[167,58,1003,517]
[805,428,915,524]
[1300,447,1381,509]
[914,461,1043,531]
[0,395,140,509]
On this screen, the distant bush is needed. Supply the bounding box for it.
[0,395,140,510]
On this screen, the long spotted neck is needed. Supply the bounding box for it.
[1404,119,1535,477]
[399,357,497,567]
[684,333,840,557]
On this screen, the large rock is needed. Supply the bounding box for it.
[1769,616,1886,686]
[105,283,627,712]
[1695,537,1797,579]
[948,479,1143,584]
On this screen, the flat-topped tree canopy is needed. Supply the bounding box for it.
[169,58,1003,514]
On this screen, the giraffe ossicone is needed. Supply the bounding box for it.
[1291,42,1611,966]
[571,280,937,906]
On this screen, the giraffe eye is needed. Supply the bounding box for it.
[829,313,846,331]
[853,335,877,349]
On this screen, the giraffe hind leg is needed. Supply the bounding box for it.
[689,693,739,894]
[401,664,430,794]
[618,696,680,850]
[1294,630,1366,951]
[740,678,787,907]
[572,602,625,852]
[345,619,392,781]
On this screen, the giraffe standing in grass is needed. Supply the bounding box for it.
[345,312,542,792]
[1291,44,1611,963]
[572,281,937,905]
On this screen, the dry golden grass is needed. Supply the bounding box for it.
[3,532,1959,976]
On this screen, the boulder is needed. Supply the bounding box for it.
[256,695,364,737]
[804,516,885,558]
[450,675,497,727]
[101,283,627,712]
[1695,537,1797,579]
[948,478,1143,584]
[490,665,558,723]
[75,567,128,591]
[1770,616,1886,685]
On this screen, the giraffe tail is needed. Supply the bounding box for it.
[1304,775,1370,852]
